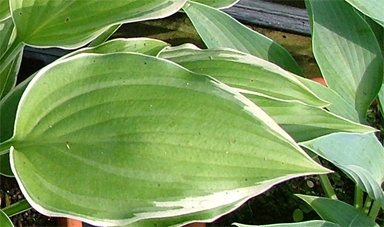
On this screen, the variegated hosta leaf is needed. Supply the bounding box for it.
[300,132,384,209]
[294,75,360,123]
[190,0,239,9]
[344,0,384,27]
[297,194,380,227]
[306,0,383,120]
[10,0,186,48]
[4,53,328,226]
[183,1,304,75]
[243,94,375,142]
[64,38,169,59]
[159,45,325,107]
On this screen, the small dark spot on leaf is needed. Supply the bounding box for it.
[250,79,254,82]
[65,17,70,22]
[19,12,22,15]
[144,62,147,65]
[158,184,161,187]
[245,178,248,181]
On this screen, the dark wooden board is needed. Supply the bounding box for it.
[224,0,311,35]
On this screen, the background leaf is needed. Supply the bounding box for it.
[10,0,186,48]
[0,0,10,20]
[244,94,374,142]
[306,0,384,120]
[160,45,323,106]
[297,194,379,227]
[300,132,384,209]
[7,53,328,226]
[183,1,303,76]
[344,0,384,27]
[190,0,239,9]
[64,38,169,59]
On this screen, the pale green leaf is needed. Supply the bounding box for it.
[10,0,186,48]
[294,76,360,123]
[233,220,340,227]
[64,38,169,59]
[344,0,384,27]
[244,94,375,142]
[300,132,384,209]
[159,45,325,107]
[183,1,303,75]
[306,0,384,120]
[0,0,10,20]
[5,53,328,226]
[0,209,13,227]
[191,0,239,9]
[297,194,380,227]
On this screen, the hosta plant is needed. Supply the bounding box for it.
[0,0,382,227]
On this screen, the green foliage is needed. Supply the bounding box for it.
[0,0,383,226]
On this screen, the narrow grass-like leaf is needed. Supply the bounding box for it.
[183,1,303,75]
[0,52,22,99]
[159,45,324,106]
[0,210,13,227]
[0,17,14,59]
[244,94,375,142]
[5,53,328,226]
[10,0,186,48]
[297,194,380,227]
[301,132,384,209]
[191,0,239,9]
[306,0,384,120]
[233,220,340,227]
[344,0,384,27]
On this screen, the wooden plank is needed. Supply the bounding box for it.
[223,0,311,35]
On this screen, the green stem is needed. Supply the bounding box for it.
[354,184,364,211]
[363,195,373,215]
[368,200,381,220]
[2,200,31,217]
[0,139,14,155]
[314,157,338,200]
[88,24,121,47]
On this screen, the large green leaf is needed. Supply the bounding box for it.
[183,1,303,76]
[2,53,328,226]
[297,194,380,227]
[306,0,384,120]
[10,0,186,48]
[159,45,324,107]
[0,0,10,20]
[344,0,384,27]
[0,210,13,227]
[233,220,339,227]
[190,0,239,9]
[300,132,384,209]
[244,94,375,142]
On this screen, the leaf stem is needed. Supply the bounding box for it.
[314,157,338,200]
[3,200,31,217]
[354,184,364,211]
[368,200,381,220]
[363,195,373,215]
[0,140,13,155]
